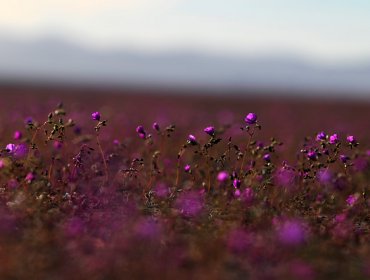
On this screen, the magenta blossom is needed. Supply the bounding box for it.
[13,131,22,140]
[329,134,339,144]
[346,135,356,144]
[25,172,35,183]
[204,126,215,136]
[136,125,146,139]
[91,111,101,121]
[244,113,257,125]
[5,143,16,153]
[217,171,228,182]
[187,134,197,145]
[316,131,326,141]
[233,179,241,189]
[184,164,191,173]
[346,194,359,207]
[152,122,160,131]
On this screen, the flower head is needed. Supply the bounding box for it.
[316,131,326,141]
[263,153,271,162]
[329,134,339,144]
[24,117,33,125]
[13,144,28,159]
[217,171,228,182]
[307,151,317,161]
[91,111,101,121]
[347,135,355,143]
[187,134,197,145]
[340,154,349,163]
[204,126,215,136]
[152,122,160,131]
[184,164,191,173]
[233,179,241,189]
[346,194,358,207]
[136,125,146,139]
[25,172,35,183]
[5,144,16,153]
[244,113,257,125]
[13,131,22,140]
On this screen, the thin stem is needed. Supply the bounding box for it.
[26,122,47,163]
[175,158,180,187]
[96,133,109,185]
[240,126,256,175]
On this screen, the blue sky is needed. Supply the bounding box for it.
[1,0,370,63]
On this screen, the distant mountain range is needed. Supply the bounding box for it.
[1,34,370,97]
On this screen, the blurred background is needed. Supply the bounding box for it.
[0,0,370,99]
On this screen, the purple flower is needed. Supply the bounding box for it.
[113,139,120,145]
[152,122,160,131]
[204,126,215,136]
[187,134,197,145]
[233,179,241,189]
[234,189,241,197]
[13,144,28,159]
[217,171,228,182]
[5,144,16,153]
[277,219,307,246]
[91,111,101,121]
[316,131,326,141]
[263,154,271,162]
[136,125,146,139]
[13,131,22,140]
[346,135,357,145]
[307,151,317,161]
[339,154,349,163]
[329,134,339,144]
[346,194,358,207]
[24,117,33,125]
[184,164,191,173]
[244,113,257,125]
[25,172,35,183]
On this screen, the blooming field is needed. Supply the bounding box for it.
[0,88,369,279]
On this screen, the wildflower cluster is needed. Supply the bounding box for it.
[0,104,368,280]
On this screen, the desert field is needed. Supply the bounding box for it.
[0,85,369,279]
